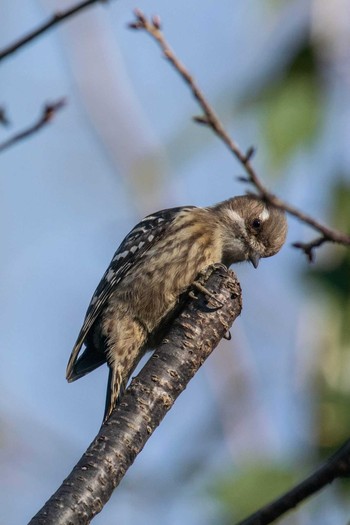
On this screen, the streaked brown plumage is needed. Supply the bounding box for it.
[66,195,287,420]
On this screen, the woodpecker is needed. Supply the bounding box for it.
[66,195,287,420]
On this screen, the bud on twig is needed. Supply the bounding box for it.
[193,115,209,125]
[244,145,256,162]
[152,15,162,30]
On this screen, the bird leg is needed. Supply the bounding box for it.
[189,264,227,310]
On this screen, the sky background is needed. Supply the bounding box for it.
[1,1,350,524]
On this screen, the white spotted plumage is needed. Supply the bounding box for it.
[66,206,195,381]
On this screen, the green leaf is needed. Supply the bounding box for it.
[261,73,321,167]
[213,463,297,520]
[237,43,324,169]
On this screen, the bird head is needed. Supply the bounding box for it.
[213,195,288,268]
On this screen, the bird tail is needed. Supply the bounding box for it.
[103,365,125,422]
[67,345,106,382]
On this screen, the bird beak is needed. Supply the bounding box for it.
[249,252,260,268]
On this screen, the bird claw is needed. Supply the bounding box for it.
[190,281,224,310]
[223,330,231,340]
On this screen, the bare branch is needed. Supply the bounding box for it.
[0,99,66,154]
[129,10,350,261]
[236,439,350,525]
[292,236,329,263]
[0,0,112,63]
[29,266,242,525]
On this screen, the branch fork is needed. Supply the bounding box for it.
[129,9,350,262]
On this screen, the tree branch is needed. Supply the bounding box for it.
[29,265,242,525]
[0,0,112,63]
[128,10,350,262]
[0,99,66,154]
[236,439,350,525]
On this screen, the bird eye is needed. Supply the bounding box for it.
[251,218,261,230]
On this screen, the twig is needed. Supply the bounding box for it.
[0,106,10,126]
[0,0,111,63]
[292,236,328,263]
[0,99,66,154]
[29,266,242,525]
[236,439,350,525]
[128,10,350,262]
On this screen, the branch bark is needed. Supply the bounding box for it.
[29,265,242,525]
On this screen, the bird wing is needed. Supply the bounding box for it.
[66,206,195,380]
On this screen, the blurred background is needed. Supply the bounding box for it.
[1,0,350,523]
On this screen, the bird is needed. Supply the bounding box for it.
[66,195,287,421]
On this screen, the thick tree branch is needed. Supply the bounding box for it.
[0,99,66,154]
[129,10,350,262]
[236,439,350,525]
[29,265,242,525]
[0,0,112,63]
